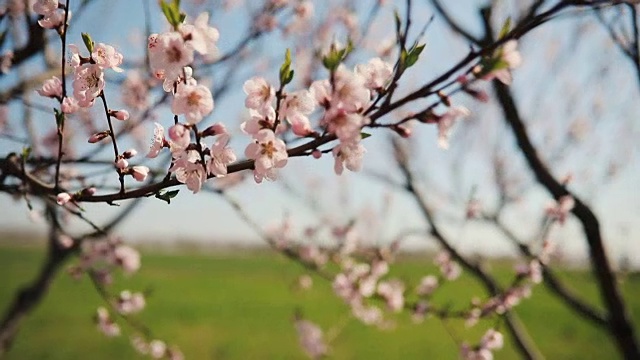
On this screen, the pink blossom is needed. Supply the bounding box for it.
[149,340,167,359]
[96,307,120,337]
[207,134,236,176]
[117,290,146,315]
[295,318,328,359]
[243,76,275,114]
[115,158,129,170]
[168,124,191,150]
[147,123,166,158]
[92,43,124,72]
[56,192,72,205]
[72,63,105,107]
[33,0,58,16]
[279,90,316,136]
[130,166,149,182]
[57,234,74,249]
[169,150,207,193]
[481,329,504,350]
[460,344,493,360]
[61,97,79,113]
[352,304,383,325]
[545,195,574,225]
[416,275,439,296]
[355,57,393,91]
[38,8,66,29]
[310,79,331,107]
[68,44,82,68]
[241,108,278,136]
[244,129,288,183]
[114,245,141,274]
[179,12,220,60]
[435,251,462,280]
[330,66,371,112]
[437,106,470,149]
[332,140,366,175]
[36,76,62,98]
[323,108,369,143]
[483,40,522,85]
[171,83,214,124]
[148,32,194,90]
[377,279,405,312]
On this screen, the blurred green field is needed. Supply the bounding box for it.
[1,243,639,359]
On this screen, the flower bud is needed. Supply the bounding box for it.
[88,131,110,143]
[392,124,412,138]
[201,122,227,137]
[81,187,96,196]
[130,166,149,182]
[111,109,130,121]
[437,91,451,107]
[115,158,129,169]
[56,192,72,205]
[122,149,138,159]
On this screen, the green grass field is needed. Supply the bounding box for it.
[1,243,639,359]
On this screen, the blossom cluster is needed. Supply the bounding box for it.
[69,237,141,284]
[241,56,392,182]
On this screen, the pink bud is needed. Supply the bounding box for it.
[122,149,138,159]
[312,150,322,159]
[56,192,72,205]
[113,109,130,121]
[115,158,129,169]
[201,122,227,137]
[88,131,110,143]
[81,187,96,196]
[393,125,412,138]
[57,234,74,249]
[131,166,149,182]
[456,74,468,84]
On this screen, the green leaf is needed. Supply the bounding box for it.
[279,49,292,79]
[53,108,65,128]
[404,43,425,69]
[279,49,294,86]
[360,132,372,139]
[21,146,31,160]
[321,40,353,72]
[498,17,512,40]
[81,32,94,53]
[160,0,184,28]
[155,190,180,204]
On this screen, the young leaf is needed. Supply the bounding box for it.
[155,190,180,204]
[81,32,94,53]
[404,43,426,69]
[279,49,294,86]
[498,17,512,40]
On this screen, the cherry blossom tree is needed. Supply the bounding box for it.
[0,0,639,358]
